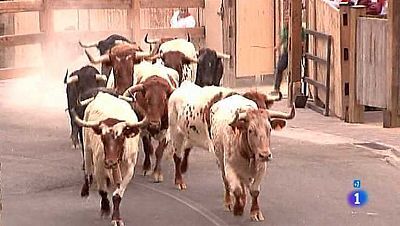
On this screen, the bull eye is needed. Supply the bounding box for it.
[115,56,121,62]
[126,55,132,60]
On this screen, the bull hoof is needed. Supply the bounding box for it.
[101,209,111,218]
[143,169,150,177]
[233,203,244,216]
[250,210,265,222]
[176,183,187,190]
[111,219,124,226]
[152,171,164,183]
[80,183,89,198]
[224,202,234,212]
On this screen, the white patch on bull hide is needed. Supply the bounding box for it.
[182,64,194,82]
[116,56,121,62]
[125,55,132,61]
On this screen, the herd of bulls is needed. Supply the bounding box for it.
[63,34,296,226]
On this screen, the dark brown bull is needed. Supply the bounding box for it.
[123,76,175,182]
[85,43,151,95]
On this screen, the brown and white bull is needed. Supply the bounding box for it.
[210,94,295,221]
[147,38,198,85]
[79,34,139,77]
[123,61,178,182]
[85,43,151,95]
[72,92,147,226]
[167,81,238,189]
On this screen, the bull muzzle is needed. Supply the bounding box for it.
[257,152,273,162]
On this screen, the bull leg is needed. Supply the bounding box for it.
[80,174,92,197]
[223,176,233,212]
[99,190,111,218]
[249,164,266,221]
[233,183,246,216]
[173,153,186,190]
[71,123,80,149]
[81,143,93,197]
[111,159,136,226]
[78,127,85,171]
[225,165,246,216]
[142,135,153,176]
[152,138,167,183]
[180,148,191,174]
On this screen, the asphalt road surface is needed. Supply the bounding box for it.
[1,77,400,226]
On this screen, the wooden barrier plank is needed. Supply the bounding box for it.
[348,6,366,123]
[304,77,327,91]
[0,67,42,80]
[53,30,132,43]
[140,0,205,9]
[51,0,131,9]
[304,53,327,65]
[383,0,400,127]
[141,27,205,39]
[0,33,45,47]
[0,1,42,14]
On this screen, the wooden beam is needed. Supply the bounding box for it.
[383,0,400,127]
[0,67,42,80]
[141,27,205,39]
[132,0,141,44]
[340,3,351,121]
[0,33,45,47]
[50,0,131,9]
[140,0,205,9]
[288,0,303,106]
[0,1,42,14]
[348,5,366,123]
[53,30,132,43]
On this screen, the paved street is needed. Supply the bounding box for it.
[1,76,400,226]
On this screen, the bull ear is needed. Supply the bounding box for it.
[229,119,247,131]
[123,126,140,138]
[91,125,103,135]
[270,119,286,131]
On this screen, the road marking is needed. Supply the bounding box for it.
[136,182,228,226]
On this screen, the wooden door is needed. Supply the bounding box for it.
[236,0,274,77]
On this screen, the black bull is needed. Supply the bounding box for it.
[64,65,107,169]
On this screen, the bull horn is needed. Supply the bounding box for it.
[77,97,95,107]
[144,33,160,44]
[125,116,149,128]
[71,108,101,128]
[79,40,98,48]
[145,53,162,61]
[267,105,296,119]
[123,84,145,97]
[229,110,247,126]
[184,55,198,64]
[85,49,110,64]
[135,51,152,58]
[66,75,79,84]
[118,95,134,102]
[216,51,231,59]
[95,74,108,82]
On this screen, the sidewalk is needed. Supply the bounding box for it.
[233,85,400,154]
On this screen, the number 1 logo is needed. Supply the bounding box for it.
[348,190,368,207]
